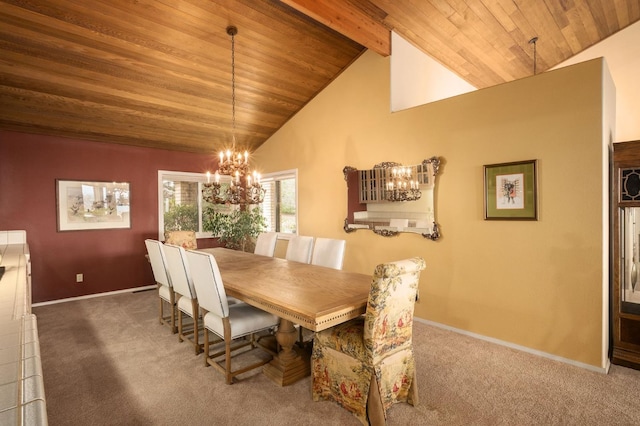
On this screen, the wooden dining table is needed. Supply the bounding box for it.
[199,247,372,386]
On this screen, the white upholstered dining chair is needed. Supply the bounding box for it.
[298,237,347,344]
[163,243,202,354]
[185,250,279,384]
[254,232,278,257]
[285,235,314,264]
[311,238,346,270]
[144,239,178,334]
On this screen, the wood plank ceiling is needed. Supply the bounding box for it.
[1,0,639,154]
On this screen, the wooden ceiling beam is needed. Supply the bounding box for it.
[280,0,391,56]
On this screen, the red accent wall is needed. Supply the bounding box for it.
[0,131,219,302]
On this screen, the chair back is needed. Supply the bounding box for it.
[165,230,197,249]
[163,244,197,299]
[254,232,278,257]
[145,239,171,287]
[185,250,229,318]
[285,235,314,264]
[364,257,426,358]
[311,238,346,270]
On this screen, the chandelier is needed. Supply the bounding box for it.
[202,26,265,205]
[382,163,421,202]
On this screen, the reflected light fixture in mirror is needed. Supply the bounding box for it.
[384,164,421,202]
[343,157,441,240]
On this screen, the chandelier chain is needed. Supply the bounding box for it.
[202,25,264,206]
[231,28,236,143]
[529,36,538,75]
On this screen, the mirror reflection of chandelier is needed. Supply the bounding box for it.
[383,164,422,202]
[202,25,265,205]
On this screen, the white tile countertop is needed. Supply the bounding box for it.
[0,230,47,425]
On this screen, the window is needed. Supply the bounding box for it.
[158,170,229,239]
[260,169,297,234]
[158,169,297,239]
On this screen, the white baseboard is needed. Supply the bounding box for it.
[32,285,157,307]
[415,317,609,374]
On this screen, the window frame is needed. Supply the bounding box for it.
[158,170,230,240]
[157,169,298,241]
[260,169,298,239]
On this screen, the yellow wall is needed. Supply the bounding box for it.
[255,51,609,368]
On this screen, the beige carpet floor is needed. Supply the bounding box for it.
[34,289,640,425]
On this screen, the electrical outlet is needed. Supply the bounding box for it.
[76,273,83,283]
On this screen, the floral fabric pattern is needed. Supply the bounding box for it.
[314,318,367,360]
[312,257,426,425]
[165,230,197,250]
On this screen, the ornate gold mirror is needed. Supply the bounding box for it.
[343,157,441,239]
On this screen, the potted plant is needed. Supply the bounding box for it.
[203,206,266,252]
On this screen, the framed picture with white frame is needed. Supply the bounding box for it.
[56,179,131,231]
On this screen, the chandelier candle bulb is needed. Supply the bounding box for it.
[379,162,423,202]
[206,171,210,183]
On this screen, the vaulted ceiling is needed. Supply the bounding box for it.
[1,0,638,154]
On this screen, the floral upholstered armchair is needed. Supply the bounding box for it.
[311,257,426,425]
[164,230,197,250]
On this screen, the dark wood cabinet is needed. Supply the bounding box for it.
[612,141,640,370]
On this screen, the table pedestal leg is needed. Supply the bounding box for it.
[263,318,310,386]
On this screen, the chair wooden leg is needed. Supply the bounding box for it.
[204,328,210,367]
[225,339,233,385]
[178,310,184,342]
[169,289,177,334]
[201,317,271,385]
[192,299,201,355]
[158,295,163,325]
[224,318,233,385]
